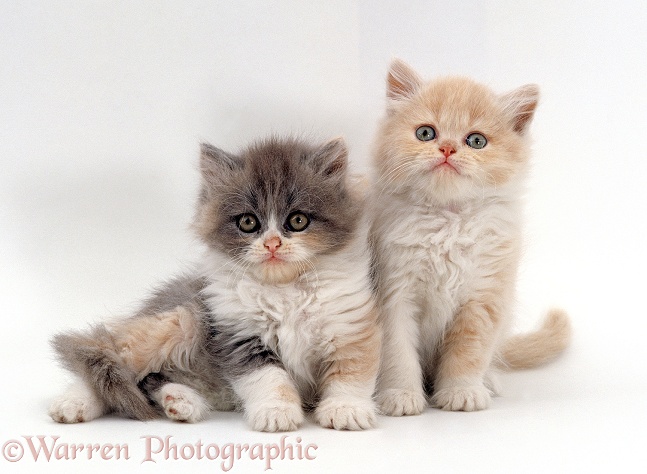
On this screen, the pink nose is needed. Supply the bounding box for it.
[439,145,456,158]
[264,236,282,253]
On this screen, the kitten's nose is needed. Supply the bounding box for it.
[439,144,456,158]
[264,236,282,253]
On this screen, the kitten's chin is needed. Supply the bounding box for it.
[254,261,303,285]
[423,172,473,205]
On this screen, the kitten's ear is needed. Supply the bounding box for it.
[311,137,348,178]
[500,84,540,134]
[199,143,242,183]
[387,58,423,101]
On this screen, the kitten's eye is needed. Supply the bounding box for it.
[237,214,260,233]
[286,212,310,232]
[416,126,436,142]
[466,133,487,149]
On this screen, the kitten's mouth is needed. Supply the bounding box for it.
[264,254,285,264]
[432,159,459,174]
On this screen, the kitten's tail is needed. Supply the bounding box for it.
[51,326,159,420]
[497,309,571,370]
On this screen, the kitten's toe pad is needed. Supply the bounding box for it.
[432,385,491,411]
[246,401,304,432]
[377,389,426,416]
[160,384,209,423]
[49,395,103,424]
[315,397,377,430]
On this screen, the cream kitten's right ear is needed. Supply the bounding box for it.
[386,58,423,101]
[500,84,540,135]
[200,143,241,184]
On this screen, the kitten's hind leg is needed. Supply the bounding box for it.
[139,374,209,423]
[49,379,107,423]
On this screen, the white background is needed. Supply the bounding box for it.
[1,1,646,472]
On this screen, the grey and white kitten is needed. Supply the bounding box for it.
[49,137,381,431]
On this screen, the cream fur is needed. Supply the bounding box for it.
[106,305,204,380]
[371,59,570,415]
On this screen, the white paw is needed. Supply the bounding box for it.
[377,388,427,416]
[431,385,492,411]
[159,384,209,423]
[49,394,103,424]
[315,397,377,430]
[246,401,304,432]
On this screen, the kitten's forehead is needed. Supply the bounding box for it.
[213,138,339,219]
[244,142,300,187]
[417,77,503,131]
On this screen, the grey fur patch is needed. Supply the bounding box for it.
[207,328,283,380]
[134,273,209,318]
[195,137,362,257]
[51,329,160,420]
[50,274,226,420]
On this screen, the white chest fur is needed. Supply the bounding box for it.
[202,248,374,390]
[236,279,325,378]
[374,194,520,341]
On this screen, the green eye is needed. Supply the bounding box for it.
[286,212,309,232]
[237,214,260,233]
[466,133,487,149]
[416,126,436,141]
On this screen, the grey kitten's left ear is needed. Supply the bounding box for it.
[311,137,348,177]
[199,143,242,183]
[500,84,540,134]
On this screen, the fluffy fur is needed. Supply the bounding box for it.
[370,59,571,416]
[49,137,381,431]
[49,274,233,423]
[196,137,380,431]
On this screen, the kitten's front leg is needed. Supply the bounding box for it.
[315,313,381,430]
[376,296,427,416]
[432,299,506,411]
[232,365,303,432]
[214,331,303,432]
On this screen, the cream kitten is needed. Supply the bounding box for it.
[371,59,571,415]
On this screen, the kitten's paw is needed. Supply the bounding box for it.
[377,389,427,416]
[159,384,209,423]
[49,394,104,424]
[246,401,304,432]
[431,385,491,411]
[315,397,377,430]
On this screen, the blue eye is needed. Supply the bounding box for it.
[416,126,436,142]
[466,133,487,149]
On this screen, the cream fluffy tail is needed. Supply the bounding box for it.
[498,309,571,370]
